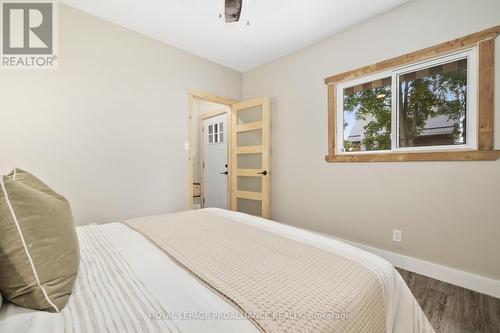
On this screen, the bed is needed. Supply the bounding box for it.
[0,208,435,333]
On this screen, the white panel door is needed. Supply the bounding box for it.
[203,114,228,209]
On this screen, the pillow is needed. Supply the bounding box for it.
[0,168,80,312]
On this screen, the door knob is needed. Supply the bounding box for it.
[220,171,228,175]
[257,170,268,176]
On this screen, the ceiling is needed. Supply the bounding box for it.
[60,0,409,72]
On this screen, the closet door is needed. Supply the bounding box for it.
[230,98,270,218]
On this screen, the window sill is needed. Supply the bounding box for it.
[325,150,500,162]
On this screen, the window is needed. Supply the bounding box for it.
[342,76,392,152]
[208,124,213,144]
[207,122,224,144]
[324,26,500,162]
[337,50,476,155]
[398,58,469,148]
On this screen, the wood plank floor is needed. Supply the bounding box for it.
[397,268,500,333]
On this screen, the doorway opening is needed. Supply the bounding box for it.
[189,92,232,210]
[187,90,271,218]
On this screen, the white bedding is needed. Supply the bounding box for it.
[0,208,434,333]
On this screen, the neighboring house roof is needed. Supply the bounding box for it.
[346,115,459,142]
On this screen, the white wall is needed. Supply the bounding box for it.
[243,0,500,280]
[0,4,242,225]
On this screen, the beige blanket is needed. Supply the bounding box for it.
[125,210,386,333]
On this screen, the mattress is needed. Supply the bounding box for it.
[0,208,434,333]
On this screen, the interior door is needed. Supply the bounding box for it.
[203,114,228,209]
[230,97,270,218]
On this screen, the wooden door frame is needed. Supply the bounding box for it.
[187,89,238,209]
[199,109,231,208]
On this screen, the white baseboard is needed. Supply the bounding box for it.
[329,236,500,299]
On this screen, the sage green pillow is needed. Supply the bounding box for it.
[0,168,80,312]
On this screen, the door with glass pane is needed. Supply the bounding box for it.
[230,98,270,218]
[203,114,228,209]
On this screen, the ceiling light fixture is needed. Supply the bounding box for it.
[223,0,242,23]
[219,0,250,26]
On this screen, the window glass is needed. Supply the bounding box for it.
[398,58,467,147]
[343,77,392,152]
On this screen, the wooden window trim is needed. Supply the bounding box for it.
[325,25,500,162]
